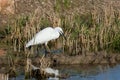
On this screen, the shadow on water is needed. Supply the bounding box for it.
[8,64,120,80]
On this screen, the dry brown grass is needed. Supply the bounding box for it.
[0,0,15,14]
[0,73,9,80]
[4,0,120,55]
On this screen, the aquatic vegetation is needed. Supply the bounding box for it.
[3,0,120,55]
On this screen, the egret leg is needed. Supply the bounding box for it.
[44,42,51,56]
[44,44,51,56]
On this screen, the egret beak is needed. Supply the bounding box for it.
[60,32,67,40]
[62,33,67,40]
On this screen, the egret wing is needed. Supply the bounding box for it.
[26,27,54,47]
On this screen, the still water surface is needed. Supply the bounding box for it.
[10,64,120,80]
[60,64,120,80]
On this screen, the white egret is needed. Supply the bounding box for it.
[26,27,66,54]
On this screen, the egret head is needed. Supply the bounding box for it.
[54,27,63,34]
[54,27,66,40]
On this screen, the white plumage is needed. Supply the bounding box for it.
[43,67,59,76]
[26,27,64,48]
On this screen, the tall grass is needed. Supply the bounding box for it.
[7,0,120,55]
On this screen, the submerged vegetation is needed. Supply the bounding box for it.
[2,0,120,55]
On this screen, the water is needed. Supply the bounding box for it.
[60,64,120,80]
[9,64,120,80]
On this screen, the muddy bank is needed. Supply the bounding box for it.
[0,51,120,68]
[0,51,120,67]
[34,52,120,65]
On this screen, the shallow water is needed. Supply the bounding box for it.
[59,64,120,80]
[9,64,120,80]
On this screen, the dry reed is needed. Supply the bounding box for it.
[0,73,9,80]
[7,0,120,55]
